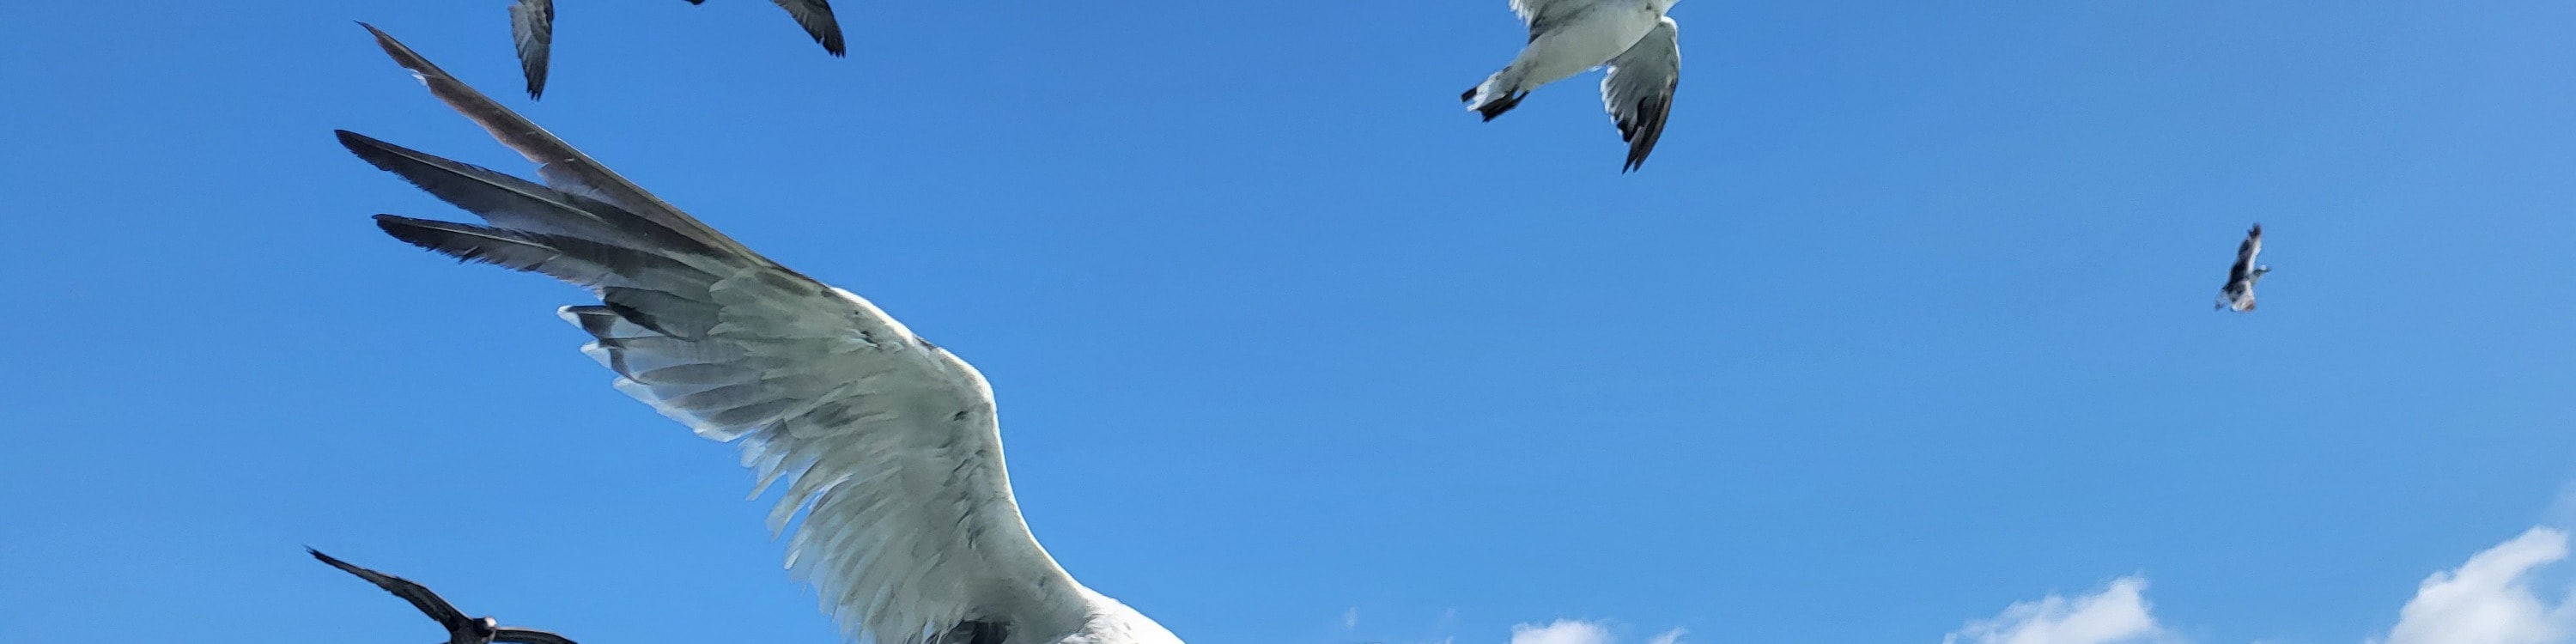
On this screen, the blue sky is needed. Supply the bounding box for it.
[4,1,2576,642]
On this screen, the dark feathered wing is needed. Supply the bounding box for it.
[770,0,847,56]
[494,629,582,644]
[509,0,556,99]
[2230,224,2263,281]
[307,548,475,630]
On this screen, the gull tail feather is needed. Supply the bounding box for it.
[1463,67,1529,121]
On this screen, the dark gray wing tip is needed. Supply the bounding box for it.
[356,22,455,84]
[1616,90,1673,173]
[334,129,396,158]
[789,1,848,56]
[495,629,581,644]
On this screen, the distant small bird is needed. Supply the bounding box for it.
[1462,0,1683,172]
[2216,224,2269,313]
[307,548,579,644]
[508,0,845,99]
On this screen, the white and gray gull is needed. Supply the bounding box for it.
[507,0,844,99]
[2217,223,2269,313]
[1462,0,1682,172]
[339,24,1185,644]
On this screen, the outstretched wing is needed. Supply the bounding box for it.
[508,0,555,98]
[346,25,1092,644]
[2229,224,2263,281]
[769,0,847,56]
[1601,17,1680,173]
[683,0,846,55]
[307,548,476,630]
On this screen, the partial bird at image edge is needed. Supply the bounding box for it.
[1463,0,1682,173]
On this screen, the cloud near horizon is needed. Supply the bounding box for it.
[2376,526,2576,644]
[1506,620,1685,644]
[1943,576,2165,644]
[1948,526,2576,644]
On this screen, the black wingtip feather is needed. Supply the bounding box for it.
[307,547,360,574]
[1616,94,1672,173]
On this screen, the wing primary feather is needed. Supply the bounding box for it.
[355,22,764,261]
[373,215,700,288]
[336,131,717,257]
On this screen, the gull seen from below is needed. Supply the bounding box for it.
[2217,223,2269,313]
[508,0,844,98]
[1462,0,1682,172]
[339,24,1186,644]
[307,548,580,644]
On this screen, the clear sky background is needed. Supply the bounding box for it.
[4,1,2576,643]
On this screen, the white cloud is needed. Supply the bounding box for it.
[1345,607,1361,630]
[1942,576,2164,644]
[1501,619,1687,644]
[1511,620,1613,644]
[2377,527,2576,644]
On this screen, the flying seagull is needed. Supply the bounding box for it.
[1462,0,1682,172]
[307,548,579,644]
[508,0,845,99]
[340,24,1185,644]
[2216,223,2268,313]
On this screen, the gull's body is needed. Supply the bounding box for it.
[1463,0,1682,172]
[2217,224,2269,313]
[507,0,844,98]
[341,25,1182,644]
[308,549,580,644]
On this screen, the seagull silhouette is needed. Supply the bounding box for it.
[308,548,580,644]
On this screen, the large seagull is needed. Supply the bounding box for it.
[1462,0,1682,172]
[507,0,844,99]
[341,24,1185,644]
